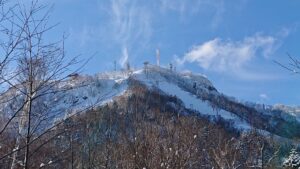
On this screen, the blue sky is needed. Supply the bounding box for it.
[38,0,300,105]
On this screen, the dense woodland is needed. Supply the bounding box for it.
[0,81,287,168]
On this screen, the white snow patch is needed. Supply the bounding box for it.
[158,81,251,130]
[131,69,251,130]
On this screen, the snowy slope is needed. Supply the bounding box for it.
[0,73,129,129]
[130,66,251,130]
[1,65,299,137]
[53,75,129,119]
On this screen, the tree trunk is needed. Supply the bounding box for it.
[10,96,32,169]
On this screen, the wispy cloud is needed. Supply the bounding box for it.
[210,1,225,29]
[110,0,151,44]
[259,93,270,103]
[160,0,213,15]
[72,0,229,67]
[159,0,227,27]
[119,47,129,68]
[78,25,98,47]
[259,93,269,100]
[108,0,152,64]
[175,33,281,80]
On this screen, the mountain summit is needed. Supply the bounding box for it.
[2,65,300,168]
[4,65,297,139]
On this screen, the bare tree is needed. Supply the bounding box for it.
[275,53,300,74]
[0,1,84,169]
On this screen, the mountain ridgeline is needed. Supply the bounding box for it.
[1,65,299,168]
[2,65,299,139]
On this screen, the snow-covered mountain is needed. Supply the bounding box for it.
[2,65,300,139]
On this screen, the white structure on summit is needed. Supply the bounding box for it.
[156,49,160,67]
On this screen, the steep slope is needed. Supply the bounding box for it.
[1,65,300,139]
[127,66,300,139]
[129,66,251,130]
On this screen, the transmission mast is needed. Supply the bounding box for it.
[114,60,117,71]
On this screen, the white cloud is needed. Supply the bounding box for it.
[210,1,225,29]
[259,93,270,103]
[159,0,228,27]
[119,47,129,68]
[78,25,97,47]
[160,0,190,15]
[259,93,268,100]
[104,0,152,64]
[109,0,152,49]
[160,0,218,15]
[176,34,277,74]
